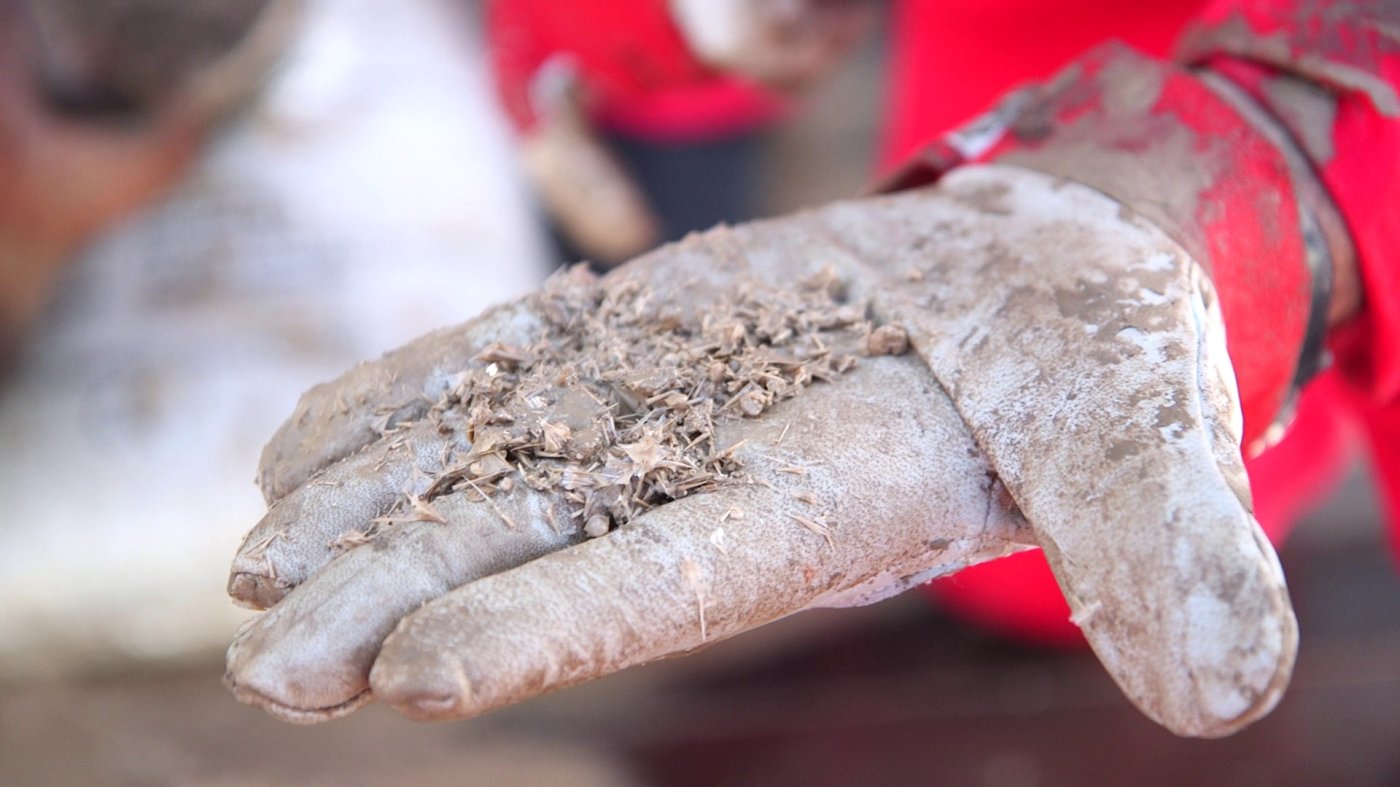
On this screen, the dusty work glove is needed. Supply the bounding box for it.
[878,25,1375,640]
[225,159,1297,738]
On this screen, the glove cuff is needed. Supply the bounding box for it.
[875,43,1348,451]
[1179,0,1400,410]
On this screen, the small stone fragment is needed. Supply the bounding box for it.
[584,513,612,538]
[736,389,766,418]
[865,324,910,356]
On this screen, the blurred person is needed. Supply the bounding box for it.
[483,0,1399,646]
[485,0,874,266]
[0,0,548,674]
[222,0,1400,738]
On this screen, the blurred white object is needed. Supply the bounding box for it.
[0,0,547,675]
[668,0,874,91]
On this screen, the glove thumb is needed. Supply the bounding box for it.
[897,165,1298,737]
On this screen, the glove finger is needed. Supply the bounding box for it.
[367,354,1029,721]
[235,241,765,611]
[257,299,544,503]
[230,418,466,609]
[893,165,1297,737]
[224,484,581,723]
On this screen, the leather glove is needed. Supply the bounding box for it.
[225,161,1295,738]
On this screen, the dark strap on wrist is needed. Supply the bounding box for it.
[1197,69,1352,447]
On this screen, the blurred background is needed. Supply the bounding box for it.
[1,0,1397,784]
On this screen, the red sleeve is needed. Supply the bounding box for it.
[1180,0,1400,556]
[484,0,786,141]
[1181,0,1400,407]
[1322,93,1400,405]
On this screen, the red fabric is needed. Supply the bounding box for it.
[1294,10,1400,568]
[1169,0,1400,590]
[887,0,1400,643]
[1352,392,1400,568]
[1159,66,1312,450]
[1327,97,1400,402]
[881,0,1208,170]
[484,0,786,141]
[1182,0,1400,408]
[1183,15,1400,560]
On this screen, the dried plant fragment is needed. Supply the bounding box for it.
[402,266,908,537]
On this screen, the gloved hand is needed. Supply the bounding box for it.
[225,161,1296,738]
[877,25,1374,643]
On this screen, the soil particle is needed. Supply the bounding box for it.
[864,324,911,356]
